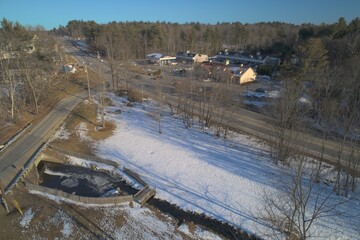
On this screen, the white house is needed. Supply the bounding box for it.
[146,53,176,66]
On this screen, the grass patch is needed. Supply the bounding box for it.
[50,99,116,155]
[87,121,116,141]
[127,89,144,102]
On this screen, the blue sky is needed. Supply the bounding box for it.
[0,0,359,29]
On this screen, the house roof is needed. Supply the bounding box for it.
[217,50,281,66]
[227,67,255,77]
[146,53,165,59]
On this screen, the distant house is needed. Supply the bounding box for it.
[0,34,38,59]
[217,50,262,65]
[176,51,208,63]
[146,53,176,66]
[239,67,256,84]
[216,50,280,67]
[228,67,257,84]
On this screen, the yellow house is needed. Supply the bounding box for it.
[193,54,208,63]
[238,67,256,84]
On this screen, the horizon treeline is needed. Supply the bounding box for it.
[54,17,360,64]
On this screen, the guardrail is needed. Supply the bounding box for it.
[0,123,32,154]
[26,183,133,205]
[4,142,46,194]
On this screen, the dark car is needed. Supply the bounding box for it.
[255,88,267,93]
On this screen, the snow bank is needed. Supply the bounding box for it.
[178,224,222,240]
[76,122,88,141]
[19,208,35,229]
[44,168,71,178]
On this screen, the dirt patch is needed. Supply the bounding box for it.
[88,121,116,141]
[1,183,200,240]
[127,89,144,102]
[0,184,128,239]
[50,100,115,155]
[67,101,98,131]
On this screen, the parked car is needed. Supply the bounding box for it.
[255,88,267,93]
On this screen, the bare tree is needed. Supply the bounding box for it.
[332,91,360,197]
[175,77,195,128]
[267,81,306,164]
[0,57,18,120]
[259,154,346,239]
[18,57,49,114]
[155,76,164,134]
[96,24,121,90]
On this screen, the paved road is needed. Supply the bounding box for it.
[61,37,358,170]
[0,92,85,191]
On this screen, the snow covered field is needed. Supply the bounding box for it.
[52,93,359,239]
[91,93,360,239]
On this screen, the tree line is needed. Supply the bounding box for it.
[0,18,58,125]
[56,17,359,60]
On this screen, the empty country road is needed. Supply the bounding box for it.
[0,92,85,191]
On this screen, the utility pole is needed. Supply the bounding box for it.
[125,70,128,90]
[101,81,106,128]
[141,83,144,103]
[98,59,106,129]
[85,65,92,101]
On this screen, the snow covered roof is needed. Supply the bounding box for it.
[227,66,254,76]
[146,53,164,59]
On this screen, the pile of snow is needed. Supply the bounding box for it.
[75,122,88,141]
[68,156,114,172]
[51,210,74,238]
[62,64,76,73]
[101,188,119,197]
[86,93,360,239]
[52,124,70,140]
[105,205,183,239]
[68,156,143,190]
[178,223,222,240]
[60,177,79,188]
[19,208,35,229]
[44,168,71,178]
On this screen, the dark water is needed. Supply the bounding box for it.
[147,198,259,240]
[38,161,138,197]
[37,161,256,239]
